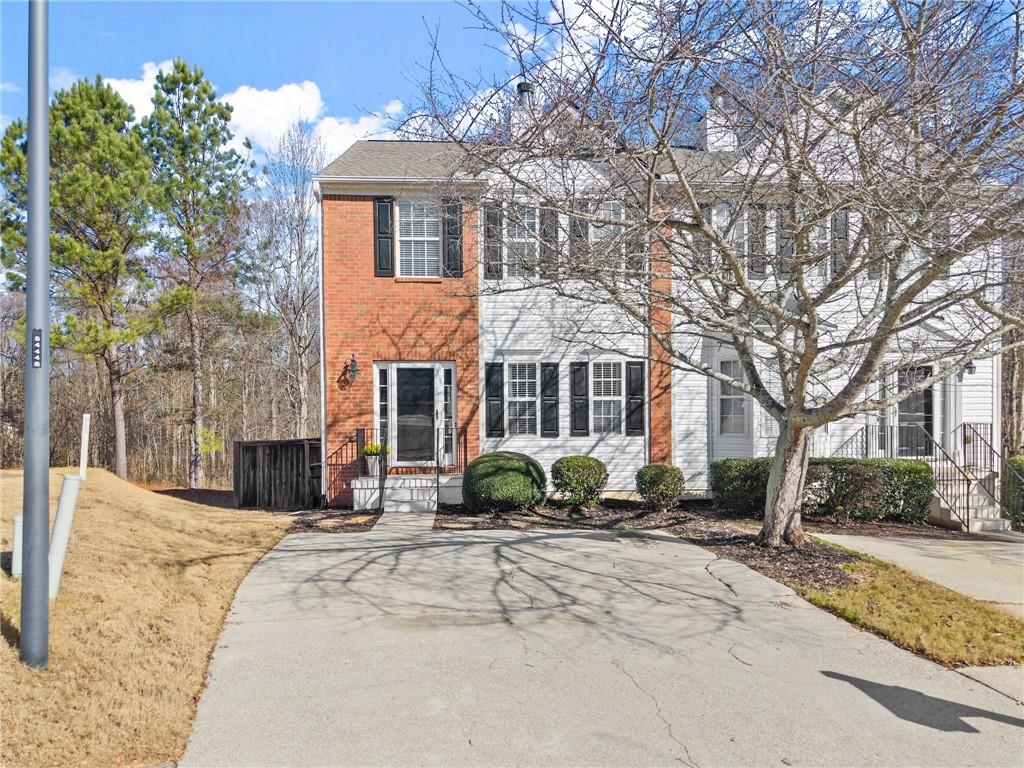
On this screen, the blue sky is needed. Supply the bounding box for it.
[0,1,512,160]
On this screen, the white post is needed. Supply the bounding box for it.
[12,515,23,578]
[79,412,90,480]
[48,474,81,601]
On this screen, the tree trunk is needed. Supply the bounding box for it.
[104,344,129,480]
[297,362,309,437]
[757,424,812,547]
[187,308,206,489]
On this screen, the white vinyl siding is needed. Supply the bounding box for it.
[397,200,441,277]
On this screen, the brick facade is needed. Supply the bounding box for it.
[321,194,480,505]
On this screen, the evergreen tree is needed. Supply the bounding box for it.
[143,59,252,488]
[0,77,177,478]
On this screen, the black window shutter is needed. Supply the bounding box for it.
[570,362,589,436]
[539,208,559,277]
[777,206,794,276]
[485,363,505,437]
[830,210,848,275]
[374,197,394,277]
[625,361,645,436]
[748,204,767,277]
[442,199,463,277]
[570,208,590,260]
[540,363,559,437]
[484,203,503,280]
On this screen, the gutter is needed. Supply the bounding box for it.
[315,179,328,507]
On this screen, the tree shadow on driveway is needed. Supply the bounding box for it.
[822,671,1024,733]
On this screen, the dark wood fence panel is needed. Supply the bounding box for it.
[233,438,321,510]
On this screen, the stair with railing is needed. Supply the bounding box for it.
[828,422,1012,533]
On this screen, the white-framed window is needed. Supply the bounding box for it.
[590,200,625,269]
[592,361,622,434]
[507,362,538,435]
[717,359,748,436]
[397,200,442,277]
[506,205,539,277]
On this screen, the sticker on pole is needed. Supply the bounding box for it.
[31,329,42,368]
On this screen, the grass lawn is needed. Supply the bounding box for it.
[0,468,291,768]
[803,542,1024,667]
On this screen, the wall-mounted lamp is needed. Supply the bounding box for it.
[965,360,976,375]
[337,354,359,388]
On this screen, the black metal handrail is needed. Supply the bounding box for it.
[961,422,1021,523]
[831,427,867,458]
[904,424,971,529]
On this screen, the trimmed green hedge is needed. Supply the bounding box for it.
[551,455,608,511]
[463,451,547,513]
[709,457,935,523]
[636,463,686,511]
[1003,456,1024,525]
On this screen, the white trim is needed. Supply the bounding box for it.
[316,181,327,502]
[374,361,456,467]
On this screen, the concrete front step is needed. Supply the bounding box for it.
[352,473,463,511]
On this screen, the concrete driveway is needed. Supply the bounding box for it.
[182,525,1024,767]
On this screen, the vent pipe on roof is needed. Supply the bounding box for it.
[516,81,535,109]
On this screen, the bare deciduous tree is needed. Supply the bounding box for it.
[416,0,1024,545]
[247,121,324,438]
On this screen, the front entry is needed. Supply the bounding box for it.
[376,362,456,467]
[396,368,434,462]
[897,366,934,457]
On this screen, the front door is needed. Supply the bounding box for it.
[396,367,435,462]
[897,366,934,457]
[376,362,456,467]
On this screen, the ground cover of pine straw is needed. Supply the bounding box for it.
[437,501,1024,667]
[0,468,292,768]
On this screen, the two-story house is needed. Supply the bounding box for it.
[314,116,1004,527]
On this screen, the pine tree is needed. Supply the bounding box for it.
[143,60,252,489]
[0,77,177,479]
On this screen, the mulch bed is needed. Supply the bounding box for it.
[286,509,382,533]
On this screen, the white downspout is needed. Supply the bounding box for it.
[316,181,328,506]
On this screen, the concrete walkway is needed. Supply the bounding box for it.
[183,528,1024,767]
[816,534,1024,619]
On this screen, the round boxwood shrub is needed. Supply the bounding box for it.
[551,455,608,512]
[636,463,686,511]
[463,451,547,513]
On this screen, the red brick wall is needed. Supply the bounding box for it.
[322,194,480,505]
[648,239,674,465]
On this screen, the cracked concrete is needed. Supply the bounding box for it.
[182,528,1024,767]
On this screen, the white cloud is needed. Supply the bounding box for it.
[314,99,403,159]
[219,80,325,154]
[0,82,20,93]
[49,66,80,94]
[106,60,174,120]
[106,60,401,160]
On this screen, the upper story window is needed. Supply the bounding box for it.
[506,205,539,277]
[397,200,442,277]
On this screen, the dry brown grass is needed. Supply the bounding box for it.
[804,548,1024,667]
[0,468,290,768]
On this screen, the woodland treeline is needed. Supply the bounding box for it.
[1,60,321,488]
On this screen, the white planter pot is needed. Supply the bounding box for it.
[365,456,380,477]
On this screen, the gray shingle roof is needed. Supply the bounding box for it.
[319,140,465,180]
[319,139,736,183]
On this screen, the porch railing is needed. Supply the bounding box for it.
[829,423,972,528]
[961,422,1022,524]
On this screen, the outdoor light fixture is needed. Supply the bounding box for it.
[965,360,976,375]
[337,354,359,388]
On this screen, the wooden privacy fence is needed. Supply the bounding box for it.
[233,438,322,510]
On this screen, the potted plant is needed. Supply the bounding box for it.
[362,443,387,476]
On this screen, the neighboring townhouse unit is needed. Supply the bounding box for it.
[314,132,1004,528]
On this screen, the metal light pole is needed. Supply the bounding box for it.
[20,0,50,669]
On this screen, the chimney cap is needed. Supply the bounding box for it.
[516,81,535,95]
